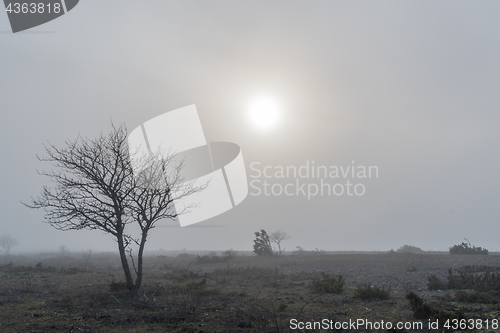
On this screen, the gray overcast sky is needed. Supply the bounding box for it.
[1,1,500,253]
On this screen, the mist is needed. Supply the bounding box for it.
[1,1,500,254]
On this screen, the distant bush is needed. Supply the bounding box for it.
[397,245,424,253]
[310,273,345,293]
[292,246,306,254]
[290,246,326,255]
[449,271,500,291]
[455,290,500,303]
[427,268,500,292]
[253,230,274,256]
[312,248,325,254]
[354,284,391,300]
[449,239,488,255]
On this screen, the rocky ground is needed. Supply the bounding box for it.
[0,251,499,332]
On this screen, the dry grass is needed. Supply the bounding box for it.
[0,251,499,332]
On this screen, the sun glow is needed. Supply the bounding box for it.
[247,96,281,130]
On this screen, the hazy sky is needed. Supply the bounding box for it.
[1,1,500,253]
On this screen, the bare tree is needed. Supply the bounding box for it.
[81,249,92,268]
[269,230,291,255]
[58,245,71,257]
[24,124,204,291]
[126,148,202,289]
[0,235,19,256]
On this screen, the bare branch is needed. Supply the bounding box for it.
[23,123,206,291]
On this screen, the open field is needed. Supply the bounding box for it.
[1,252,500,332]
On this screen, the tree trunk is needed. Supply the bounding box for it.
[117,231,135,291]
[134,231,148,290]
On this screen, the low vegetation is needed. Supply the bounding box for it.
[449,239,489,255]
[454,290,500,303]
[310,272,345,293]
[1,251,500,332]
[194,251,234,264]
[397,245,424,253]
[354,284,391,300]
[428,267,500,291]
[406,292,466,323]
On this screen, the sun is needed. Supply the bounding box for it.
[247,96,281,130]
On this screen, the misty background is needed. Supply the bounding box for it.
[1,1,500,253]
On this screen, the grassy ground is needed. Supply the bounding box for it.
[1,252,500,332]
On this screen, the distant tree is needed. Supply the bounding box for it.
[269,230,291,255]
[58,245,71,257]
[24,124,205,291]
[253,229,274,256]
[449,239,488,255]
[397,245,424,254]
[0,235,18,256]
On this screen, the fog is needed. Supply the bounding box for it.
[1,1,500,254]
